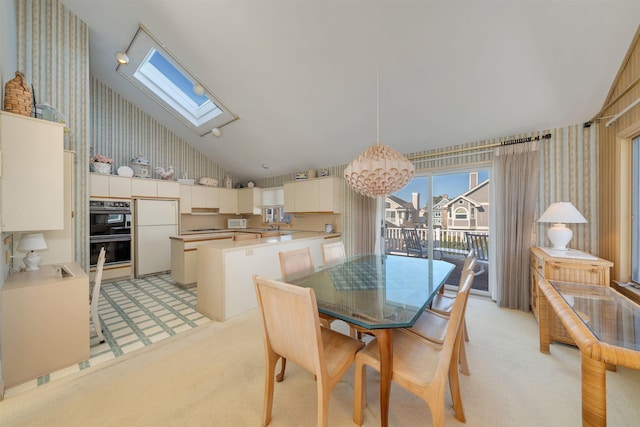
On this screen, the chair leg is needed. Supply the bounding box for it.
[353,362,367,426]
[91,305,105,343]
[449,333,466,422]
[263,353,278,426]
[276,357,287,382]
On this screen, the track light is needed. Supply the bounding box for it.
[115,51,129,65]
[193,84,205,96]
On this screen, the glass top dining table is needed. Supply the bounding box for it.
[287,253,455,427]
[288,253,456,329]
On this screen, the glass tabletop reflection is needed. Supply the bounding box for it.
[550,280,640,351]
[288,254,455,330]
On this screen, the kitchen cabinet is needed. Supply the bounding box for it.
[1,263,89,388]
[131,178,179,198]
[90,174,132,199]
[238,187,261,214]
[530,246,613,345]
[191,186,219,209]
[283,177,343,213]
[219,188,238,214]
[180,184,193,213]
[41,151,76,264]
[0,112,64,232]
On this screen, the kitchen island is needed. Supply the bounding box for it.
[196,231,341,321]
[170,232,235,287]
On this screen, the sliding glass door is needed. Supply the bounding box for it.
[384,167,492,294]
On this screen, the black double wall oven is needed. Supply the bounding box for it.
[89,200,132,267]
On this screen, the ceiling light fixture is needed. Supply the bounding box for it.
[193,83,205,96]
[343,5,414,198]
[262,164,269,169]
[211,128,221,137]
[115,51,129,65]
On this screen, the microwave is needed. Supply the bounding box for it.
[227,218,248,229]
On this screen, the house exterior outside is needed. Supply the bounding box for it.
[443,172,489,231]
[384,193,420,227]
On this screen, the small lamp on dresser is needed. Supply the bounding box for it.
[17,233,48,271]
[537,202,587,251]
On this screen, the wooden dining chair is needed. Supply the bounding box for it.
[433,251,476,344]
[321,240,346,267]
[90,246,106,343]
[353,271,469,427]
[253,275,364,427]
[279,247,315,282]
[408,266,476,382]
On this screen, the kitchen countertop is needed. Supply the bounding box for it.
[196,231,341,251]
[170,232,236,242]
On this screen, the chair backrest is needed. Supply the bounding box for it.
[321,240,346,267]
[91,247,106,305]
[279,247,314,282]
[465,232,489,262]
[401,228,426,257]
[253,275,323,375]
[462,253,477,273]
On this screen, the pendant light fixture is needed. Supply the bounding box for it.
[344,4,414,198]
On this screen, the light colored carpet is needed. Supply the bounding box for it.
[1,296,640,426]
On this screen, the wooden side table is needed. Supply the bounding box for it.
[530,247,613,345]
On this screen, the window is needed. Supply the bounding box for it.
[632,136,640,283]
[455,208,468,220]
[117,25,237,136]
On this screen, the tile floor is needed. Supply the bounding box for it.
[4,274,211,398]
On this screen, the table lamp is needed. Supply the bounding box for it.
[18,233,48,270]
[537,202,587,251]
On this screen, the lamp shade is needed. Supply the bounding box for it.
[344,142,415,198]
[18,233,48,252]
[537,202,587,224]
[537,202,586,251]
[18,233,48,271]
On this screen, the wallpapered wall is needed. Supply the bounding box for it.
[17,0,90,266]
[17,0,600,269]
[90,77,235,190]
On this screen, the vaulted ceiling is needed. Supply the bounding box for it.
[59,0,640,181]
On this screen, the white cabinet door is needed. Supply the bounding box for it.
[180,185,192,213]
[0,112,64,231]
[219,188,238,214]
[238,187,261,214]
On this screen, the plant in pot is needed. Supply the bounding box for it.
[90,154,114,174]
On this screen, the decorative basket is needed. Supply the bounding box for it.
[91,162,112,174]
[4,71,33,117]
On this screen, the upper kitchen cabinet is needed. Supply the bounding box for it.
[131,178,180,198]
[90,173,132,199]
[219,188,238,214]
[191,185,219,209]
[238,187,261,215]
[0,112,64,232]
[284,176,343,213]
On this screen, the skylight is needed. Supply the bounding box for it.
[117,25,237,136]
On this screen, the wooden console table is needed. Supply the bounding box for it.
[537,278,640,426]
[530,247,613,345]
[0,262,89,392]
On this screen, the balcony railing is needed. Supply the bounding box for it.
[386,227,487,258]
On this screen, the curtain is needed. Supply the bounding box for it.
[494,141,540,310]
[351,192,376,255]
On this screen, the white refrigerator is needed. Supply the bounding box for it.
[135,199,178,277]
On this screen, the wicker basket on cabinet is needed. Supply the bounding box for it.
[3,72,33,117]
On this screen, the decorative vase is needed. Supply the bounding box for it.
[92,162,111,174]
